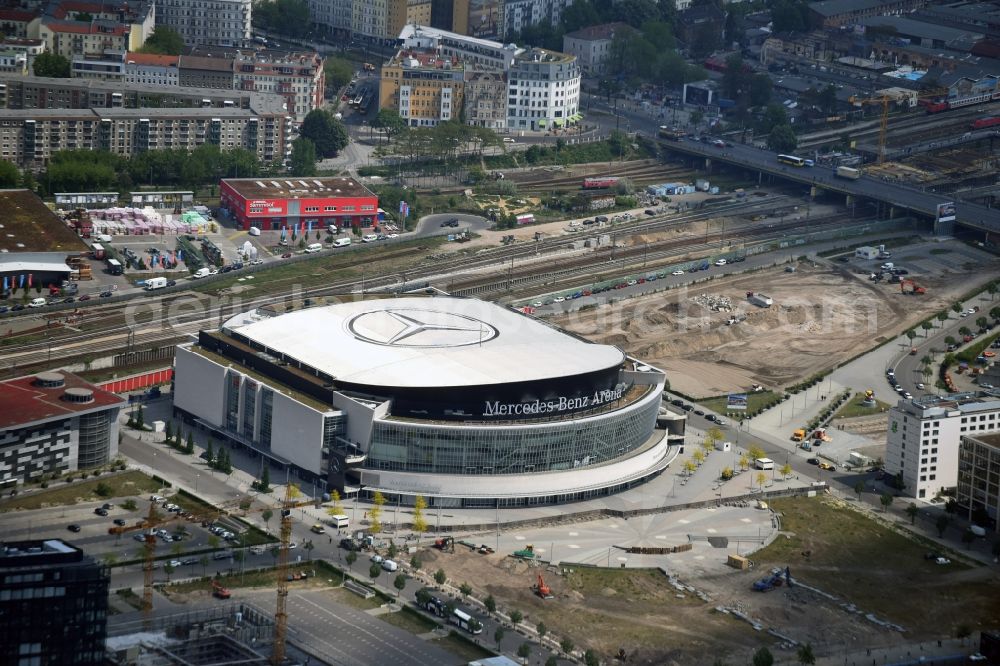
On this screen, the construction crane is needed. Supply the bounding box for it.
[848,94,891,165]
[533,574,554,600]
[110,487,316,663]
[849,88,951,165]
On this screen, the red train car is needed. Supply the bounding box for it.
[971,116,1000,129]
[583,177,620,189]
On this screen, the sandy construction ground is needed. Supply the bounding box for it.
[553,241,1000,398]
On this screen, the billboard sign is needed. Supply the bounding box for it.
[936,202,956,223]
[726,393,748,411]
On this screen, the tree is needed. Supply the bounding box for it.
[962,529,976,549]
[517,642,532,664]
[323,57,354,91]
[369,563,382,581]
[300,109,349,158]
[370,491,385,533]
[262,509,273,531]
[485,594,497,615]
[346,550,357,569]
[756,472,768,489]
[959,326,972,337]
[780,463,793,480]
[738,454,750,471]
[200,554,209,576]
[135,405,144,429]
[945,335,956,346]
[989,283,998,301]
[991,306,1000,322]
[95,481,113,497]
[252,0,310,35]
[412,495,428,535]
[956,623,972,644]
[409,555,421,570]
[692,449,705,465]
[33,52,71,78]
[683,459,696,475]
[749,73,773,107]
[537,621,547,638]
[393,573,406,596]
[509,609,523,625]
[767,124,798,153]
[584,649,600,666]
[903,503,919,525]
[163,563,175,581]
[561,637,575,655]
[854,480,864,501]
[546,656,559,666]
[434,568,447,586]
[141,26,185,55]
[495,626,506,649]
[373,109,407,143]
[289,138,317,177]
[952,302,964,314]
[304,541,315,561]
[205,440,215,465]
[459,582,472,598]
[797,643,816,665]
[705,426,724,445]
[921,321,934,336]
[937,312,948,326]
[906,329,917,342]
[879,493,894,513]
[752,646,774,666]
[185,431,194,455]
[747,445,766,461]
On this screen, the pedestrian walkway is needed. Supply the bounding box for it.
[811,636,980,666]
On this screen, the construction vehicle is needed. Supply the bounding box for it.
[848,89,947,164]
[900,279,926,295]
[434,536,455,553]
[478,544,495,555]
[791,429,806,442]
[533,574,554,600]
[864,389,875,401]
[513,544,537,560]
[752,567,793,592]
[811,428,832,442]
[211,580,231,599]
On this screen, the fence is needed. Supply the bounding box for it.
[98,367,173,393]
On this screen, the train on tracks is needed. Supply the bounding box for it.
[582,177,621,189]
[921,91,1000,114]
[970,116,1000,130]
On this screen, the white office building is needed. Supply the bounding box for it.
[398,24,521,72]
[506,47,580,131]
[155,0,251,47]
[886,391,1000,500]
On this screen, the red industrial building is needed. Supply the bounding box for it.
[220,177,380,231]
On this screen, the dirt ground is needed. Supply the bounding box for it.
[553,250,1000,398]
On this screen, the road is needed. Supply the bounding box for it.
[661,138,1000,235]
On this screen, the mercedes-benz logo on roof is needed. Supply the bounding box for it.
[347,308,499,348]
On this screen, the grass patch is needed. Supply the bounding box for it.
[698,390,781,417]
[956,330,1000,364]
[562,567,702,607]
[429,631,496,662]
[379,606,440,635]
[164,563,319,595]
[832,392,893,419]
[325,585,383,610]
[753,496,1000,635]
[0,471,160,511]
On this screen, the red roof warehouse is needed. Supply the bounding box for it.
[220,177,380,231]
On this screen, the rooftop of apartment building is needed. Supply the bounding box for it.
[809,0,923,17]
[0,74,289,113]
[512,47,576,65]
[0,105,284,119]
[896,390,1000,417]
[125,52,179,67]
[563,21,634,42]
[42,19,128,36]
[187,44,321,64]
[391,48,462,70]
[178,54,236,72]
[0,8,39,22]
[398,23,516,53]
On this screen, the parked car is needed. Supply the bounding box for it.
[67,524,81,532]
[94,508,108,516]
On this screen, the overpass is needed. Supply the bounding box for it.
[658,138,1000,237]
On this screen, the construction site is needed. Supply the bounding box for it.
[552,239,1000,398]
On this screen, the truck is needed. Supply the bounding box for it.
[144,277,167,291]
[791,429,806,442]
[91,243,105,260]
[836,166,861,180]
[746,291,773,308]
[695,178,710,192]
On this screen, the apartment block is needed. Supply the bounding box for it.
[506,47,580,131]
[562,22,631,76]
[0,102,290,169]
[464,69,505,129]
[379,46,464,127]
[32,0,155,58]
[886,391,1000,500]
[155,0,252,47]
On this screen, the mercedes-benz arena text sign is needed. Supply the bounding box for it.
[347,309,500,348]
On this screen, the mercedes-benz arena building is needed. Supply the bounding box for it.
[173,297,678,506]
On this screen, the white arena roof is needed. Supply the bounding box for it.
[226,297,625,388]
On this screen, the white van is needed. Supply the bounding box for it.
[327,514,349,529]
[248,226,261,236]
[96,233,113,243]
[754,458,774,470]
[381,559,398,572]
[361,233,378,243]
[327,224,338,234]
[192,267,211,279]
[145,277,168,290]
[333,238,352,248]
[29,297,47,308]
[305,243,322,253]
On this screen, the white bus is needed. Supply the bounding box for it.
[450,608,482,634]
[326,514,349,529]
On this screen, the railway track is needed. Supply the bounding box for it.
[797,105,990,150]
[431,162,696,195]
[0,195,800,368]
